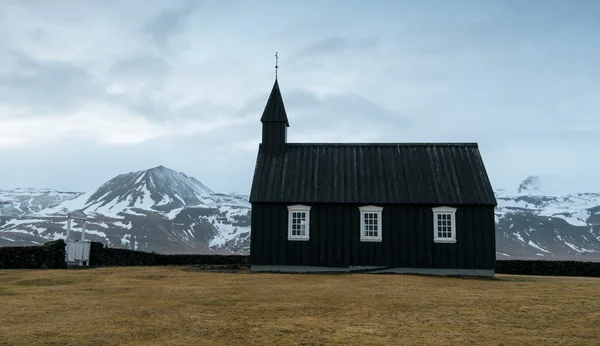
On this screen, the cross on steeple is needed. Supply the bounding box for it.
[275,52,278,79]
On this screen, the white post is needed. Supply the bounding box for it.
[81,220,86,242]
[65,216,72,241]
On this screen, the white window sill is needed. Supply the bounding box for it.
[360,238,382,242]
[434,239,457,243]
[288,237,310,241]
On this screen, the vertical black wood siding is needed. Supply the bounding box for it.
[250,203,496,269]
[261,123,287,154]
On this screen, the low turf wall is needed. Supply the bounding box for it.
[88,242,249,267]
[0,240,67,269]
[495,260,600,277]
[2,241,600,277]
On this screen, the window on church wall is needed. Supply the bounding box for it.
[432,206,457,243]
[287,205,311,241]
[359,206,383,242]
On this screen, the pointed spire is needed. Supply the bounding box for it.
[260,79,289,127]
[275,51,279,80]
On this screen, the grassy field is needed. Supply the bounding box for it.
[0,267,599,345]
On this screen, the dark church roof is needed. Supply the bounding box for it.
[260,80,289,127]
[249,143,497,206]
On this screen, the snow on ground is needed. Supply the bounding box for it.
[590,229,600,242]
[2,218,54,228]
[1,228,34,235]
[121,234,131,246]
[496,190,599,227]
[207,214,249,248]
[91,197,132,218]
[512,232,525,243]
[156,195,174,206]
[528,240,551,253]
[562,240,597,254]
[118,221,132,229]
[167,207,184,219]
[138,184,155,210]
[84,230,107,238]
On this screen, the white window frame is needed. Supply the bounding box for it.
[287,205,311,241]
[359,205,383,242]
[432,206,457,243]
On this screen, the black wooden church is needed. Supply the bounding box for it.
[249,77,497,277]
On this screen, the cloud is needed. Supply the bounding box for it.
[227,87,412,152]
[142,0,201,50]
[0,0,599,196]
[297,37,379,57]
[0,53,103,112]
[108,56,171,81]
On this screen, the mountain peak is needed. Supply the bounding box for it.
[517,175,544,195]
[141,165,214,195]
[48,166,222,217]
[148,165,169,171]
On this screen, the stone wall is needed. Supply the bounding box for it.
[88,242,249,267]
[2,241,599,277]
[0,240,67,269]
[495,260,600,277]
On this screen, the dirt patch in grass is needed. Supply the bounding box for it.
[0,274,22,284]
[190,297,242,307]
[133,274,171,280]
[182,264,249,273]
[12,278,75,287]
[0,267,599,345]
[0,287,16,296]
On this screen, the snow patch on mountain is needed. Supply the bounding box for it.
[527,240,550,253]
[0,165,252,254]
[0,188,82,216]
[496,176,600,228]
[44,165,249,218]
[495,176,600,259]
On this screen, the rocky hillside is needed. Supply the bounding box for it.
[0,166,250,254]
[495,176,600,261]
[0,188,83,216]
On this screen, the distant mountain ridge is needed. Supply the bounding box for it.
[495,175,600,261]
[0,166,251,254]
[0,188,83,216]
[46,165,248,219]
[1,171,599,260]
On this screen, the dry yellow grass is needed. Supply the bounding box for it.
[0,267,599,345]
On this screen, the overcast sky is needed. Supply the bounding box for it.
[1,0,599,196]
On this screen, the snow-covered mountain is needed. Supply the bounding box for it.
[1,170,600,260]
[0,166,250,254]
[495,176,600,261]
[0,188,83,216]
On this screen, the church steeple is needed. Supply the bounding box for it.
[260,79,290,126]
[260,55,289,154]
